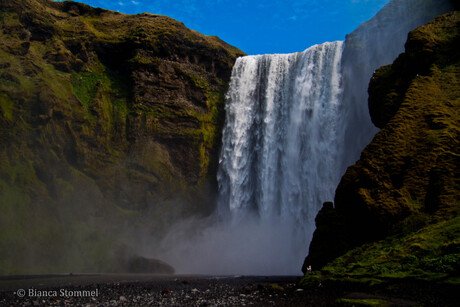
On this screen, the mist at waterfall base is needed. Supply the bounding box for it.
[154,215,307,275]
[151,42,345,275]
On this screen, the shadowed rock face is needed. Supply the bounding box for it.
[303,11,459,273]
[125,256,175,274]
[0,0,243,274]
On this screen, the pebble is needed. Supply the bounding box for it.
[2,275,437,306]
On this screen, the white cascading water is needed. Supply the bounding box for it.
[216,41,345,272]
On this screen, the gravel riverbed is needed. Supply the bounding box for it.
[0,275,457,306]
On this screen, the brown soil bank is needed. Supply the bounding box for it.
[303,11,459,284]
[0,0,243,274]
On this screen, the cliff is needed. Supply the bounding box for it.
[0,0,243,274]
[339,0,454,173]
[303,11,459,282]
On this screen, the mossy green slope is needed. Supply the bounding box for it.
[0,0,244,274]
[303,11,459,284]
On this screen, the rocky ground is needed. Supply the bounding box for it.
[0,275,458,306]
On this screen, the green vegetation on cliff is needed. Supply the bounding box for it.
[0,0,244,274]
[303,11,459,285]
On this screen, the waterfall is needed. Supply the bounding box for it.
[216,41,344,271]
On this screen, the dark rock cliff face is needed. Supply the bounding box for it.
[303,11,459,276]
[0,0,243,273]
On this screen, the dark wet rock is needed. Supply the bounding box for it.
[302,202,347,273]
[125,256,175,274]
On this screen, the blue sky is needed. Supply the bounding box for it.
[56,0,391,55]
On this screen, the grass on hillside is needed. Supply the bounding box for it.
[301,216,460,286]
